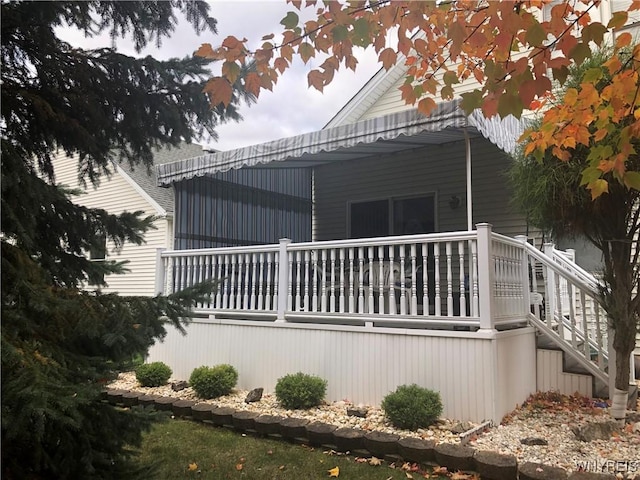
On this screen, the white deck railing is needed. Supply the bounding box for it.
[156,224,610,383]
[157,224,542,331]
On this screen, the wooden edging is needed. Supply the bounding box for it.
[104,390,614,480]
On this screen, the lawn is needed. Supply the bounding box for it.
[135,418,444,479]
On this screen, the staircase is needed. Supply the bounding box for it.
[519,241,610,398]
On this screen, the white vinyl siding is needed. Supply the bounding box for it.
[313,138,530,240]
[51,152,170,296]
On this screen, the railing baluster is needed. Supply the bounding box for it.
[311,250,319,312]
[358,247,365,313]
[580,290,589,358]
[303,251,310,312]
[388,246,396,314]
[410,243,417,315]
[446,241,453,316]
[329,249,336,313]
[243,254,251,309]
[339,248,345,313]
[257,253,264,310]
[434,243,441,316]
[471,240,479,316]
[271,251,278,311]
[266,252,273,310]
[287,250,294,311]
[422,242,429,316]
[399,244,406,315]
[459,240,466,317]
[295,250,302,311]
[320,249,327,313]
[569,281,577,349]
[347,248,355,313]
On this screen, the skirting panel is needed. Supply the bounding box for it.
[148,319,537,422]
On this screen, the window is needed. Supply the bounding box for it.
[349,195,435,238]
[88,233,107,285]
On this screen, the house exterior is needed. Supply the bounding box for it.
[145,4,638,421]
[51,142,204,296]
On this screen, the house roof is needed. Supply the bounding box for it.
[157,99,528,186]
[117,142,204,213]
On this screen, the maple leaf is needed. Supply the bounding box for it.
[202,77,233,107]
[187,462,198,471]
[369,456,383,466]
[236,463,244,471]
[328,466,340,477]
[451,472,473,480]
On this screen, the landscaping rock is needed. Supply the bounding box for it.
[154,396,178,411]
[121,391,140,407]
[451,421,475,434]
[397,437,435,463]
[211,406,236,427]
[519,462,568,480]
[106,389,127,405]
[191,403,216,422]
[305,421,337,446]
[346,406,368,418]
[232,410,259,432]
[434,443,475,471]
[279,417,309,440]
[137,394,159,408]
[521,437,548,446]
[333,427,365,452]
[364,431,400,456]
[171,380,189,392]
[172,400,195,418]
[244,387,264,403]
[254,414,284,436]
[474,450,518,480]
[571,421,620,442]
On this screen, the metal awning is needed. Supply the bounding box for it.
[157,98,527,186]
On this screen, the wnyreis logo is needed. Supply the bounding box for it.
[575,460,639,474]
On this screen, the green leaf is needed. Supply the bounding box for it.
[586,144,613,165]
[624,171,640,190]
[580,166,602,186]
[552,65,570,86]
[280,11,299,29]
[443,71,459,86]
[607,11,628,29]
[582,67,603,83]
[525,21,547,47]
[581,22,607,46]
[497,92,523,119]
[332,25,348,42]
[569,43,591,66]
[352,18,370,46]
[589,178,609,199]
[460,90,483,113]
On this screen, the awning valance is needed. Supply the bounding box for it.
[157,99,527,186]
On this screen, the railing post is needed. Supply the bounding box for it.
[276,238,291,322]
[515,235,530,316]
[155,248,166,295]
[476,223,496,331]
[543,243,556,325]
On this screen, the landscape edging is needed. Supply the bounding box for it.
[105,389,586,480]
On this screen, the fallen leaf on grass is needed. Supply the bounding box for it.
[187,462,198,472]
[406,473,414,479]
[235,464,243,471]
[279,465,286,471]
[369,456,382,466]
[355,457,368,463]
[450,472,474,480]
[432,466,448,475]
[328,466,340,477]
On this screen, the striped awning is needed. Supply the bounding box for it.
[157,99,528,186]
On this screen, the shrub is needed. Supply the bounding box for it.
[135,362,172,387]
[275,372,327,409]
[381,384,443,430]
[189,364,238,399]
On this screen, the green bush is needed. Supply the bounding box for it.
[135,362,172,387]
[189,364,238,399]
[275,372,327,409]
[381,384,443,430]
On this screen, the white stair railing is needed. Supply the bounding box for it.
[522,241,608,384]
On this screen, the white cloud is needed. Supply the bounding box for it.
[55,1,382,152]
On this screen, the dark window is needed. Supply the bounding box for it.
[349,195,435,238]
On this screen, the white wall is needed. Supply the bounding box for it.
[148,318,537,422]
[51,151,170,296]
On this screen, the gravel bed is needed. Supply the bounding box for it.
[109,373,640,474]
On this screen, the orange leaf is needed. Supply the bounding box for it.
[195,43,219,60]
[187,462,198,471]
[236,463,244,471]
[202,77,233,107]
[379,48,397,70]
[615,32,632,48]
[328,465,340,477]
[308,69,324,92]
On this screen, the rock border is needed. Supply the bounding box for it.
[104,389,604,480]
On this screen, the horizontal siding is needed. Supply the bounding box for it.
[148,320,536,422]
[313,138,529,240]
[51,151,169,296]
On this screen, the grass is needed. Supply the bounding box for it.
[135,418,433,479]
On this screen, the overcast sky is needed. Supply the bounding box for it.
[56,1,382,152]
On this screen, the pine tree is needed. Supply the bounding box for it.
[1,2,250,478]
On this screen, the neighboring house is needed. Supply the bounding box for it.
[51,142,204,296]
